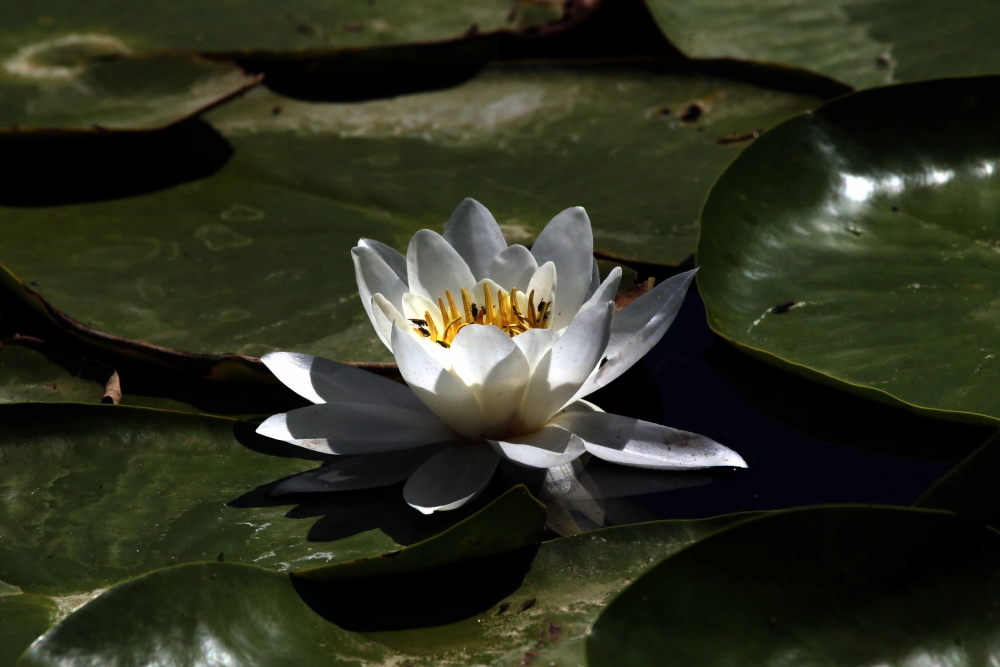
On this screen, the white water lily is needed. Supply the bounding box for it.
[257,199,746,514]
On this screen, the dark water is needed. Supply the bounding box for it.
[590,285,992,521]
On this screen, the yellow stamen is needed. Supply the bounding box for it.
[420,281,551,345]
[438,297,449,328]
[424,310,439,340]
[483,287,495,325]
[461,288,474,322]
[446,290,460,321]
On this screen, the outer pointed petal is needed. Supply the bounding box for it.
[578,266,621,315]
[257,403,456,455]
[270,446,444,496]
[407,229,476,301]
[261,351,427,411]
[449,324,530,438]
[253,414,330,454]
[512,328,559,372]
[403,442,500,514]
[488,245,537,292]
[574,268,697,400]
[357,238,408,286]
[530,207,594,329]
[372,294,408,352]
[353,246,407,340]
[443,198,507,281]
[584,258,601,302]
[550,409,747,470]
[489,425,585,469]
[392,323,484,439]
[518,300,614,432]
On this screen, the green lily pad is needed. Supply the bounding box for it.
[0,53,259,132]
[0,1,562,56]
[0,346,104,405]
[588,506,1000,666]
[918,430,1000,527]
[0,592,56,667]
[293,485,545,584]
[697,76,1000,425]
[0,66,819,375]
[209,64,819,267]
[643,0,1000,89]
[20,514,750,667]
[0,402,401,595]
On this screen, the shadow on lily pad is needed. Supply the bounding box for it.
[292,544,538,631]
[0,118,233,207]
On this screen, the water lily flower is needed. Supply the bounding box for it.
[257,199,746,513]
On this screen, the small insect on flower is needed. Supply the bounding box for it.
[257,199,746,513]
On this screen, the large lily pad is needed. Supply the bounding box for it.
[209,64,819,267]
[0,402,401,595]
[0,592,56,667]
[21,514,750,667]
[643,0,1000,89]
[0,1,563,57]
[588,506,1000,666]
[0,52,258,132]
[0,346,104,405]
[918,430,1000,527]
[0,66,819,372]
[697,76,1000,425]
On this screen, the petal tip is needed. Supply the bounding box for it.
[256,413,287,438]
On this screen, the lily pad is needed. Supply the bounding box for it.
[0,402,396,595]
[0,346,104,405]
[209,64,819,267]
[0,1,563,57]
[293,485,545,584]
[0,592,56,667]
[918,430,1000,527]
[21,513,750,667]
[697,76,1000,425]
[643,0,1000,89]
[0,65,819,376]
[588,506,1000,666]
[0,52,259,132]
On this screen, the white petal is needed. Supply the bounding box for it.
[517,301,614,432]
[402,292,446,333]
[574,268,697,400]
[392,323,484,439]
[488,244,537,292]
[512,328,559,372]
[261,351,427,412]
[578,266,621,315]
[257,403,456,455]
[407,229,476,302]
[525,261,557,321]
[403,442,500,514]
[371,294,407,351]
[584,258,601,302]
[353,246,407,340]
[270,447,444,496]
[530,207,594,329]
[358,238,408,286]
[443,198,507,281]
[450,324,530,438]
[489,425,585,469]
[550,409,747,469]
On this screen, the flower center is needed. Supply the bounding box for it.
[410,287,551,348]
